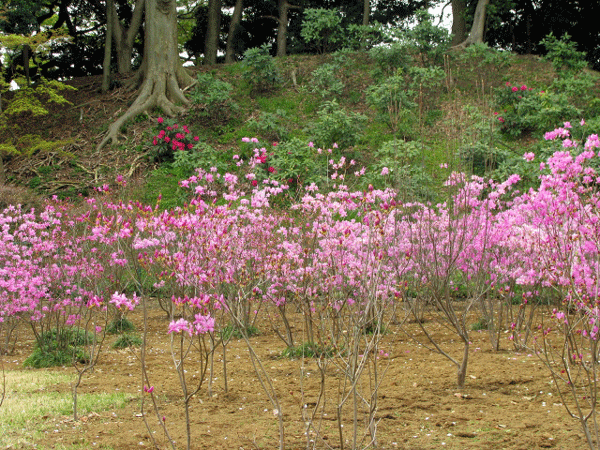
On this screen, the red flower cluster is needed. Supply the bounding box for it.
[152,118,199,152]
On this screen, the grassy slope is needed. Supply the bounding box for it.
[1,47,599,209]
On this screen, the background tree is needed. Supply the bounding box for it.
[483,0,600,71]
[98,0,193,149]
[105,0,145,73]
[225,0,244,63]
[204,0,222,64]
[452,0,489,48]
[450,0,466,45]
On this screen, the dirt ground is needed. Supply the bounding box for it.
[1,301,591,450]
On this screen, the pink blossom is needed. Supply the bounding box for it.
[523,152,535,162]
[193,314,215,334]
[168,318,192,336]
[381,167,389,176]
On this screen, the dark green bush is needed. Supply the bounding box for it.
[113,333,143,349]
[191,73,239,124]
[107,316,136,334]
[24,328,92,368]
[242,45,281,92]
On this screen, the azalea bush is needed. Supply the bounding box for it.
[5,125,600,448]
[150,117,200,163]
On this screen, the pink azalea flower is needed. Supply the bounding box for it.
[168,318,192,336]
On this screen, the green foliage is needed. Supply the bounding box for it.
[404,9,450,65]
[366,73,417,134]
[2,77,75,117]
[221,324,259,340]
[106,317,136,335]
[191,73,239,123]
[301,8,344,54]
[281,342,336,359]
[471,317,489,331]
[241,45,281,92]
[366,139,434,200]
[309,63,345,99]
[172,141,231,174]
[541,33,587,78]
[407,66,446,92]
[305,100,367,148]
[457,42,513,69]
[247,109,289,142]
[266,138,330,186]
[112,333,142,349]
[493,77,593,138]
[344,22,390,51]
[369,43,413,77]
[458,105,507,177]
[24,328,92,368]
[0,76,75,157]
[141,164,194,210]
[0,134,72,157]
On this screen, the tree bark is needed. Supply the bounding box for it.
[450,0,467,46]
[205,0,222,65]
[101,0,114,93]
[110,0,145,74]
[97,0,193,150]
[276,0,299,57]
[276,0,290,57]
[363,0,370,26]
[453,0,490,48]
[225,0,244,64]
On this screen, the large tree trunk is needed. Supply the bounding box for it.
[225,0,244,64]
[363,0,370,26]
[111,0,145,73]
[97,0,192,150]
[102,0,114,93]
[450,0,467,46]
[204,0,222,65]
[453,0,490,48]
[276,0,290,57]
[276,0,299,57]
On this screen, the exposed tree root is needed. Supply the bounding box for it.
[97,69,191,151]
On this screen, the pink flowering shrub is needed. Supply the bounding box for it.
[493,82,539,136]
[5,126,600,446]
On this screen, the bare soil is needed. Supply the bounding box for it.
[2,302,589,450]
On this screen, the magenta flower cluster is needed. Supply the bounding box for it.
[152,117,200,152]
[3,128,600,439]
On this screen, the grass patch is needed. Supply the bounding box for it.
[221,324,260,340]
[363,321,388,335]
[106,316,136,334]
[471,317,489,331]
[112,333,142,349]
[0,370,131,448]
[24,328,93,368]
[281,342,336,359]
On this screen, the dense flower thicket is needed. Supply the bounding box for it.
[2,128,600,344]
[2,126,600,446]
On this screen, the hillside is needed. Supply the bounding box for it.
[1,44,599,210]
